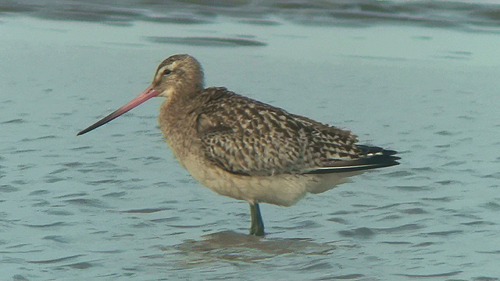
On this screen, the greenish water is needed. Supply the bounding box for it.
[2,2,500,280]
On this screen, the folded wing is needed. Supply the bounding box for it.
[196,88,399,176]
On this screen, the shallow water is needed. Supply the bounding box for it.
[2,1,500,280]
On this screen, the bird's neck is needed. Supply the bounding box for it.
[157,88,204,160]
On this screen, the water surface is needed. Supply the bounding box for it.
[1,1,500,280]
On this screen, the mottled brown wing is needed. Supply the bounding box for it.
[195,88,362,176]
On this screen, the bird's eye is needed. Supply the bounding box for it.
[163,69,172,76]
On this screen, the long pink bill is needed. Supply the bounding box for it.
[77,85,160,136]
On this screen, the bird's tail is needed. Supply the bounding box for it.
[307,145,400,174]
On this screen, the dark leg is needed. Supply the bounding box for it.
[249,202,265,236]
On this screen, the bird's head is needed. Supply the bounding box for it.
[77,54,203,136]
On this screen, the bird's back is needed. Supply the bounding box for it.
[192,87,398,177]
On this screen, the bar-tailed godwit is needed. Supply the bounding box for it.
[77,54,399,236]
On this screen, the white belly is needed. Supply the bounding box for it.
[180,153,361,207]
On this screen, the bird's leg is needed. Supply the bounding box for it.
[249,202,265,236]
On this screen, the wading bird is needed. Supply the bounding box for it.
[77,54,399,236]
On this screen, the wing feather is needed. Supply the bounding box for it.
[195,88,392,176]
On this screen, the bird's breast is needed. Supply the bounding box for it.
[158,103,204,166]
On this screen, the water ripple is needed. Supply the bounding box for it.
[121,207,173,214]
[23,222,69,228]
[1,118,25,124]
[28,254,84,264]
[396,271,462,278]
[4,0,500,32]
[64,198,111,208]
[338,227,375,239]
[146,36,268,47]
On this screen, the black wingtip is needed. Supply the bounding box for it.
[306,145,400,174]
[357,144,396,156]
[357,144,400,168]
